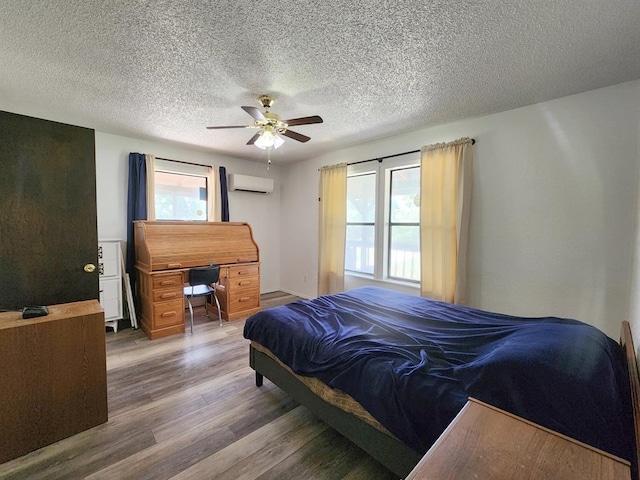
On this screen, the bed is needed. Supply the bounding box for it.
[243,286,639,478]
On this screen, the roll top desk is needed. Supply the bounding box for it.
[134,221,261,339]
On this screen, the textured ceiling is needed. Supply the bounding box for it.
[1,1,639,164]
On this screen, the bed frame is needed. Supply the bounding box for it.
[251,321,640,479]
[249,345,422,477]
[622,321,640,480]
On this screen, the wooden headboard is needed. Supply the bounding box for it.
[622,321,640,480]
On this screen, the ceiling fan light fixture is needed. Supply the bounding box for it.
[272,134,284,149]
[255,129,284,150]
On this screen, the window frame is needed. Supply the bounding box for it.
[346,155,421,285]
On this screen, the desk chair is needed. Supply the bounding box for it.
[184,265,222,333]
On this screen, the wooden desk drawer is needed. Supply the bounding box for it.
[229,287,259,302]
[228,275,259,290]
[228,264,259,279]
[153,289,182,302]
[152,273,183,289]
[154,299,184,328]
[227,293,260,312]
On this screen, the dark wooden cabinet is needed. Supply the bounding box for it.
[0,301,108,464]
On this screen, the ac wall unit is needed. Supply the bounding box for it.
[228,174,274,194]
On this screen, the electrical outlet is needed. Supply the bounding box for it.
[304,274,308,282]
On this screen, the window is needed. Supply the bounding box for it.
[154,159,209,221]
[346,157,420,283]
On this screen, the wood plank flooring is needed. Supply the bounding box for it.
[0,292,399,480]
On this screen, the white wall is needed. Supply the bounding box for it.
[628,97,640,355]
[281,80,640,339]
[95,132,282,293]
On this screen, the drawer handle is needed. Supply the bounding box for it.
[238,270,251,275]
[238,281,250,286]
[161,311,177,318]
[167,263,182,268]
[160,292,177,299]
[239,296,251,302]
[160,280,176,286]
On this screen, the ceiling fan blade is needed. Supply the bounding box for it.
[206,125,253,129]
[246,133,260,145]
[241,106,265,120]
[282,129,311,143]
[284,115,323,126]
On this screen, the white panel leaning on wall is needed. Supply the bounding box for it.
[98,240,137,332]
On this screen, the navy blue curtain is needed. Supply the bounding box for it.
[219,166,229,221]
[126,153,147,275]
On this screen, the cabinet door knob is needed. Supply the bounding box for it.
[84,263,96,273]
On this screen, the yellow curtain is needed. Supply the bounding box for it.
[208,165,221,222]
[145,154,156,220]
[318,163,347,295]
[420,138,473,303]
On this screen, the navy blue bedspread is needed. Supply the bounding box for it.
[243,287,633,459]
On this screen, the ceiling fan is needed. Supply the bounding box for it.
[206,95,323,150]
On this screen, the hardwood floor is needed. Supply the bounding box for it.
[0,292,398,480]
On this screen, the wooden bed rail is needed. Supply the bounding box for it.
[622,321,640,480]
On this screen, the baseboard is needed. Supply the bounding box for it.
[277,288,314,300]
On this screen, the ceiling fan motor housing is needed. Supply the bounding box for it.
[259,95,274,109]
[260,111,287,132]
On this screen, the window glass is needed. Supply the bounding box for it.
[390,167,420,223]
[388,167,420,282]
[389,225,420,281]
[346,173,376,274]
[154,171,208,221]
[346,224,375,274]
[347,173,376,222]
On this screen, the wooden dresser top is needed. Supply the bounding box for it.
[406,398,630,480]
[0,300,103,330]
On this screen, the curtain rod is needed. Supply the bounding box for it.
[347,138,475,166]
[155,156,212,169]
